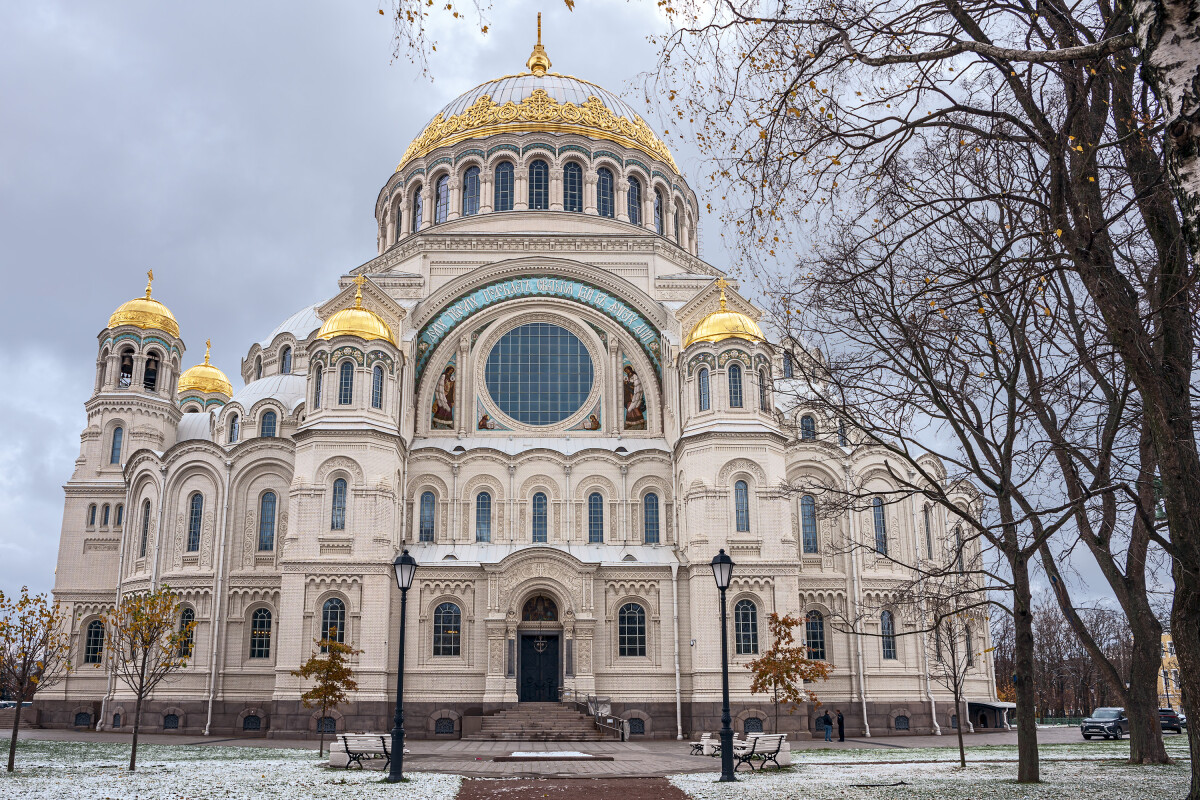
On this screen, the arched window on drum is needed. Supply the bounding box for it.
[597,167,615,217]
[627,177,642,225]
[433,174,450,224]
[371,365,384,409]
[734,480,751,533]
[528,159,549,210]
[728,363,744,408]
[462,166,481,216]
[410,184,424,231]
[493,162,514,212]
[697,367,711,411]
[563,163,583,212]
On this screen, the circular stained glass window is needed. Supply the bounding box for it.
[484,323,594,425]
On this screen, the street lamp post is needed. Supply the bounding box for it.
[387,549,417,783]
[710,548,737,783]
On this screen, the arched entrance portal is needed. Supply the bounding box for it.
[518,595,561,702]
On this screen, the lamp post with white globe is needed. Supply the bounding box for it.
[710,548,737,783]
[387,549,417,783]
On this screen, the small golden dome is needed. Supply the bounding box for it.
[108,270,180,337]
[178,339,233,397]
[684,278,766,348]
[317,276,397,346]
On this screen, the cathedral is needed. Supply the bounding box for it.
[42,26,1000,740]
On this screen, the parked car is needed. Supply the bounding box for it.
[1160,708,1184,733]
[1081,708,1129,739]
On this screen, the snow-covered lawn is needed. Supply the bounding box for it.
[787,737,1193,764]
[1,739,462,800]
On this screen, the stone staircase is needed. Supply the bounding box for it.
[465,702,611,741]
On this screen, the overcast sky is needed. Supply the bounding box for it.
[0,1,724,598]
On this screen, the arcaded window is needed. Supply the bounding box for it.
[179,607,195,657]
[280,346,292,374]
[101,504,110,527]
[228,415,240,444]
[249,609,272,659]
[734,480,750,532]
[84,620,105,664]
[139,499,152,558]
[419,491,435,542]
[258,491,276,551]
[119,348,134,387]
[411,184,424,231]
[532,492,548,543]
[597,167,614,217]
[627,177,642,225]
[115,504,124,527]
[563,162,583,212]
[462,166,480,216]
[433,602,461,656]
[801,495,818,554]
[735,599,758,655]
[618,603,646,657]
[87,504,97,528]
[728,363,744,408]
[882,611,897,660]
[109,426,124,464]
[806,610,826,660]
[873,497,888,555]
[476,491,492,542]
[588,492,604,543]
[338,361,353,405]
[698,368,711,411]
[186,492,203,552]
[260,410,277,438]
[321,598,345,644]
[371,365,384,409]
[493,162,514,211]
[331,479,347,530]
[434,174,450,224]
[143,352,159,392]
[643,493,660,544]
[800,415,816,440]
[529,159,549,210]
[313,364,323,409]
[654,189,664,234]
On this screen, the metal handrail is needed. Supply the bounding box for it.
[558,691,626,740]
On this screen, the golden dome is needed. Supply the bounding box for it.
[684,278,766,348]
[178,339,233,397]
[108,270,180,338]
[317,276,397,346]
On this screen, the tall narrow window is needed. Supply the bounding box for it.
[462,166,480,216]
[434,174,449,224]
[280,346,292,374]
[597,167,614,217]
[654,189,665,234]
[698,368,711,411]
[260,411,277,438]
[758,368,769,410]
[476,491,492,542]
[228,415,240,444]
[643,493,660,544]
[563,162,583,212]
[728,364,744,408]
[109,427,124,464]
[493,162,514,211]
[532,492,548,543]
[735,480,750,532]
[143,353,159,392]
[419,491,435,542]
[806,610,826,660]
[313,364,323,409]
[955,525,965,571]
[735,599,759,655]
[338,362,353,405]
[800,415,816,440]
[627,177,642,224]
[882,611,897,660]
[371,365,384,409]
[84,620,105,664]
[139,499,152,558]
[186,492,203,552]
[783,351,794,378]
[433,602,461,656]
[410,185,424,231]
[102,504,110,527]
[87,504,97,527]
[258,491,276,551]
[873,497,888,555]
[838,420,848,447]
[119,349,134,387]
[674,207,682,243]
[255,356,263,380]
[588,492,604,543]
[964,623,974,667]
[528,159,549,209]
[923,505,934,559]
[801,495,818,554]
[331,478,347,530]
[321,598,346,644]
[115,504,124,527]
[179,607,195,657]
[249,609,272,658]
[618,603,646,657]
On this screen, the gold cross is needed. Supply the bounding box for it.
[204,339,212,364]
[145,269,155,299]
[352,274,367,308]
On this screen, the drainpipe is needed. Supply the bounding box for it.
[844,466,870,737]
[204,458,233,735]
[671,562,683,740]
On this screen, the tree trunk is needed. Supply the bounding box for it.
[6,690,23,772]
[1172,562,1200,799]
[954,692,966,768]
[1127,614,1169,764]
[1012,558,1040,783]
[129,692,143,772]
[319,704,326,758]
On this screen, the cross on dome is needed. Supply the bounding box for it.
[526,13,551,76]
[352,274,368,307]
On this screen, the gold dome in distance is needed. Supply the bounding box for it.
[108,270,180,338]
[684,278,766,348]
[317,276,397,346]
[178,339,233,398]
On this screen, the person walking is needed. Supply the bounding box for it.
[821,710,833,742]
[836,709,845,742]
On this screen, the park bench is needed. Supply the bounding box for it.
[339,733,390,770]
[732,733,787,771]
[690,732,712,755]
[709,731,742,757]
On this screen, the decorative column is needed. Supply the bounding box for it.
[420,184,434,230]
[665,197,676,241]
[456,335,470,438]
[563,465,573,543]
[507,465,516,543]
[550,166,564,211]
[480,168,494,214]
[643,191,656,232]
[447,175,462,221]
[616,178,629,222]
[620,465,629,544]
[514,166,529,211]
[584,169,598,214]
[609,338,621,435]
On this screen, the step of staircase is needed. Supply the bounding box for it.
[463,702,612,741]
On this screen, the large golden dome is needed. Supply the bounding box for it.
[108,270,179,338]
[684,279,765,348]
[397,19,677,172]
[178,339,233,397]
[317,277,397,346]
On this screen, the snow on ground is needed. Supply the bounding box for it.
[1,739,462,800]
[784,738,1193,764]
